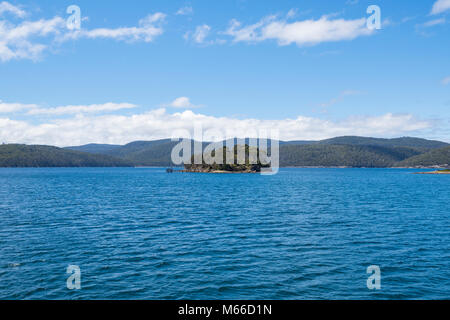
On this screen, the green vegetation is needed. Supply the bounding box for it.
[68,140,190,166]
[279,144,422,167]
[66,143,121,154]
[0,144,132,167]
[184,145,270,172]
[5,136,450,168]
[395,146,450,167]
[316,136,448,149]
[67,139,210,167]
[107,140,186,166]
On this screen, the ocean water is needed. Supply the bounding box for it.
[0,168,449,300]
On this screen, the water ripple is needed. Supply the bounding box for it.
[0,168,449,299]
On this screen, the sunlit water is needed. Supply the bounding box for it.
[0,168,449,300]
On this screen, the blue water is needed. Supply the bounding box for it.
[0,168,449,300]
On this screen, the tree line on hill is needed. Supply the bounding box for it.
[1,136,449,168]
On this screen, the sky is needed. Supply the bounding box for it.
[0,0,449,146]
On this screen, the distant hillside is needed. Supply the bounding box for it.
[61,136,450,168]
[66,140,178,166]
[65,143,121,154]
[108,140,182,166]
[0,144,132,167]
[68,139,210,166]
[279,144,422,167]
[395,146,450,167]
[280,140,317,145]
[317,136,448,150]
[105,140,177,158]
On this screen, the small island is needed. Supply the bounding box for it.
[183,145,270,173]
[415,169,450,175]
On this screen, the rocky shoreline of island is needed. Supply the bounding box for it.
[414,169,450,175]
[183,163,266,174]
[181,169,260,174]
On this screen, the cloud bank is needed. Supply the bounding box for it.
[0,100,38,113]
[27,102,137,115]
[0,103,433,146]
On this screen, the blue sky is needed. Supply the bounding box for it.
[0,0,449,145]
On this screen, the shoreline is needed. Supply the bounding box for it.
[0,166,449,169]
[414,170,450,175]
[180,169,260,174]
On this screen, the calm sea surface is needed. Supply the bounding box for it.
[0,168,449,300]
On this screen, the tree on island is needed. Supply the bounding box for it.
[184,145,271,173]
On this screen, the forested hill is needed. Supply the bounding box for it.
[0,144,132,167]
[279,144,423,167]
[278,138,449,167]
[395,146,450,167]
[316,136,448,149]
[67,139,209,167]
[2,136,449,168]
[66,143,121,154]
[63,136,450,168]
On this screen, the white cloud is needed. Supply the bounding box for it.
[401,16,417,23]
[0,100,38,113]
[27,102,137,115]
[223,14,374,46]
[140,12,166,25]
[317,90,361,111]
[3,16,65,40]
[185,24,225,45]
[62,13,166,43]
[286,9,297,19]
[0,1,25,18]
[0,16,66,61]
[164,97,201,109]
[0,106,434,146]
[192,24,210,43]
[431,0,450,15]
[223,16,275,43]
[0,12,166,62]
[176,6,193,16]
[442,76,450,85]
[422,18,446,27]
